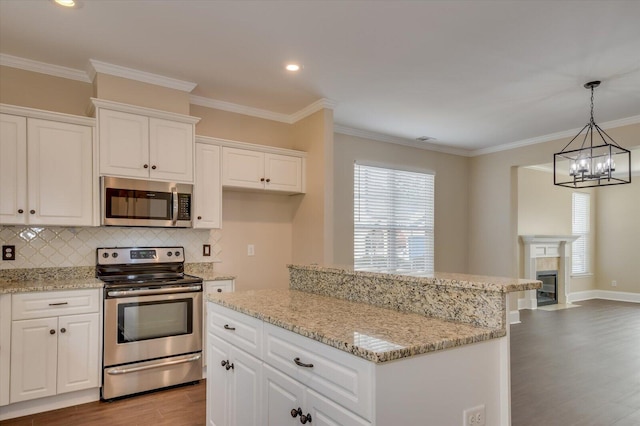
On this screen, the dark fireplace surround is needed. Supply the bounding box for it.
[536,270,558,306]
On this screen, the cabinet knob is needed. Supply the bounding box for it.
[197,216,202,220]
[30,210,36,214]
[18,209,24,214]
[152,165,157,170]
[144,164,149,169]
[49,329,56,335]
[217,288,222,293]
[221,360,227,368]
[300,413,312,424]
[60,328,66,333]
[260,178,265,182]
[291,408,302,418]
[266,178,271,183]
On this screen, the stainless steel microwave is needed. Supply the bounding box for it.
[101,176,193,227]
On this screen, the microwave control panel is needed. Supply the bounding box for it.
[177,193,191,221]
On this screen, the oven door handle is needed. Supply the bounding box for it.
[172,186,178,225]
[107,284,202,297]
[106,353,202,375]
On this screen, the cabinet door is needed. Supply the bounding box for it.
[27,119,93,226]
[149,118,194,182]
[10,317,58,403]
[229,345,262,426]
[57,313,100,394]
[99,109,149,178]
[222,147,265,190]
[194,144,221,229]
[264,153,303,193]
[203,281,234,368]
[264,365,305,426]
[207,333,230,426]
[0,114,27,225]
[306,389,371,426]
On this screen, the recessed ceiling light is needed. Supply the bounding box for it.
[285,64,301,72]
[52,0,80,8]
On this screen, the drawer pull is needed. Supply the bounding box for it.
[221,360,234,370]
[223,324,236,331]
[48,302,69,306]
[293,357,314,368]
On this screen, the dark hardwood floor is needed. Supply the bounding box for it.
[0,381,205,426]
[511,299,640,426]
[4,300,640,425]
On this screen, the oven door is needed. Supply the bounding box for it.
[104,287,202,367]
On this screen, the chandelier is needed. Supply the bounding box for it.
[553,81,631,188]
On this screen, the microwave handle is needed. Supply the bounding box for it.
[172,187,178,225]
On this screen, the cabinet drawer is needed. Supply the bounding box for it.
[12,289,100,320]
[263,323,373,421]
[208,303,262,357]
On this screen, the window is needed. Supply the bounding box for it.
[572,192,590,274]
[354,163,434,274]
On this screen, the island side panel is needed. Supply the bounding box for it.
[375,338,506,426]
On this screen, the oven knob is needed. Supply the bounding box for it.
[112,253,118,258]
[102,253,109,258]
[175,251,181,257]
[167,251,173,256]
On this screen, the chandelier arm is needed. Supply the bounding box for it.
[559,123,590,152]
[594,124,625,149]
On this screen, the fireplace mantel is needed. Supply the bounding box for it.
[519,235,579,309]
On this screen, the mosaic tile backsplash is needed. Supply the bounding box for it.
[0,226,222,269]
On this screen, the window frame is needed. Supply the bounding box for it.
[571,191,591,276]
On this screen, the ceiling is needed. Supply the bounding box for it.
[1,0,639,153]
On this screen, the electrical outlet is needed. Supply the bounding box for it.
[2,245,16,261]
[463,405,485,426]
[247,244,255,256]
[611,280,617,287]
[203,244,211,257]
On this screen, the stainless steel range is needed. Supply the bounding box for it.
[97,246,203,400]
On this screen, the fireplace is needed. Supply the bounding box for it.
[536,270,558,306]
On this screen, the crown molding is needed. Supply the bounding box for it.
[0,103,95,126]
[196,135,306,158]
[190,95,292,123]
[471,115,640,157]
[91,98,200,124]
[88,59,197,92]
[0,53,91,83]
[334,125,473,157]
[289,98,337,123]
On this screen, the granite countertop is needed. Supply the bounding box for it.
[184,263,235,282]
[208,289,505,363]
[0,277,104,294]
[289,264,541,293]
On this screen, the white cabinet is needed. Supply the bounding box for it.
[9,290,100,404]
[95,100,199,183]
[0,113,93,226]
[222,147,304,194]
[0,294,13,407]
[203,279,234,369]
[207,334,262,426]
[194,143,222,229]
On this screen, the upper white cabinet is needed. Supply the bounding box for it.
[0,109,94,227]
[93,99,199,183]
[222,146,305,194]
[194,143,222,229]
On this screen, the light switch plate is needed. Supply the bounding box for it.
[203,244,211,257]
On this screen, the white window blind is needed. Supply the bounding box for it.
[572,192,590,274]
[354,163,434,274]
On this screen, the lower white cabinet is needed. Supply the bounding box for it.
[203,279,234,369]
[9,290,100,404]
[207,333,262,426]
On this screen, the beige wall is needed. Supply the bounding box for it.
[192,105,294,149]
[596,179,640,293]
[333,133,470,274]
[0,65,92,115]
[469,123,640,283]
[291,109,334,265]
[94,73,190,114]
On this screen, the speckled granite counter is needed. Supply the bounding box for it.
[208,289,504,363]
[0,266,102,294]
[185,263,235,282]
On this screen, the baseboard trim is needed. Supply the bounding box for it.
[509,310,521,324]
[568,290,640,304]
[0,388,100,421]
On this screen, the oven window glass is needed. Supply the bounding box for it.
[106,189,172,220]
[117,299,193,343]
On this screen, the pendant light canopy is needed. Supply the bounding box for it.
[553,81,631,188]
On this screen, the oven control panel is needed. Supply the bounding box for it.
[97,247,185,265]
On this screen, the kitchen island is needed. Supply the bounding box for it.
[206,265,540,426]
